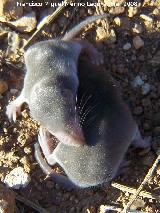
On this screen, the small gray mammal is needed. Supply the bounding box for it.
[6,14,107,147]
[34,57,151,189]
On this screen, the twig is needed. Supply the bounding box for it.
[15,193,50,213]
[22,0,73,50]
[123,155,160,212]
[111,182,160,200]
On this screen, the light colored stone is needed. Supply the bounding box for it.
[131,76,144,87]
[0,80,8,94]
[142,83,151,95]
[10,89,18,94]
[133,36,144,49]
[3,167,31,189]
[152,8,160,16]
[123,42,131,50]
[140,14,153,22]
[113,17,121,26]
[96,27,116,44]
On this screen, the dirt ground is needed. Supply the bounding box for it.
[0,0,160,212]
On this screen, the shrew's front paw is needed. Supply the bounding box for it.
[6,100,22,122]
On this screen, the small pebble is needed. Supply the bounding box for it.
[10,88,18,94]
[96,27,116,44]
[0,80,8,94]
[24,146,32,154]
[140,14,153,22]
[113,17,121,26]
[133,36,144,49]
[131,76,144,87]
[3,167,31,189]
[123,42,131,50]
[96,27,108,40]
[142,83,151,95]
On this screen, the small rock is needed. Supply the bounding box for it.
[128,6,138,17]
[3,167,31,189]
[131,76,144,87]
[10,88,18,94]
[142,83,151,95]
[132,23,143,34]
[0,12,37,33]
[130,198,146,210]
[133,36,144,49]
[140,14,153,22]
[23,146,32,154]
[133,106,143,115]
[123,42,131,50]
[0,0,23,20]
[152,8,160,20]
[113,17,121,26]
[96,27,116,44]
[0,184,15,213]
[0,80,8,94]
[87,8,94,15]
